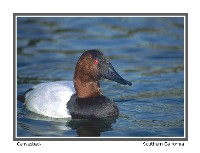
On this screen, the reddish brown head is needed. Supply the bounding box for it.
[73,49,132,98]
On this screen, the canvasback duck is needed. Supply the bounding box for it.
[23,49,132,119]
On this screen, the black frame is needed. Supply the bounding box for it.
[14,13,188,141]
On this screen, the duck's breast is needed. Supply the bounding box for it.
[25,81,75,118]
[67,94,119,119]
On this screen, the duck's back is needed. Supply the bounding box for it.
[25,81,75,118]
[67,94,119,119]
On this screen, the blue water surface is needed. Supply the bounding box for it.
[17,16,184,137]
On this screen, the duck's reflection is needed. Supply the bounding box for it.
[67,117,118,137]
[17,106,118,137]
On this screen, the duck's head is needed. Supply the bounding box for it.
[74,49,132,98]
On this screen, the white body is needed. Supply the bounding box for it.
[25,81,75,118]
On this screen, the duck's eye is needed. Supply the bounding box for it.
[94,59,99,65]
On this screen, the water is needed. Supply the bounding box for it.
[17,16,184,137]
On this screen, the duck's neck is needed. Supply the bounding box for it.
[74,77,102,98]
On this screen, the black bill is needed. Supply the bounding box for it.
[100,62,132,86]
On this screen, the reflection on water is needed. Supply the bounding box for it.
[17,16,184,137]
[18,101,117,137]
[68,117,117,137]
